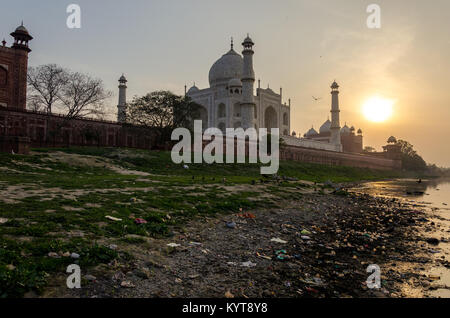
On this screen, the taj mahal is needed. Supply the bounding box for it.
[185,35,291,136]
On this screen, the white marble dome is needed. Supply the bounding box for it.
[305,127,318,137]
[319,119,331,133]
[187,85,199,94]
[209,49,243,87]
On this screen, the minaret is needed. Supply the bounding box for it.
[8,23,33,110]
[117,74,127,123]
[330,81,341,149]
[240,34,255,129]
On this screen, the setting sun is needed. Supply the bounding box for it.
[362,97,395,123]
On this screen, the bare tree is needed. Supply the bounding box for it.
[27,64,68,114]
[58,72,112,120]
[27,64,112,120]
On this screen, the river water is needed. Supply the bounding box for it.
[350,178,450,298]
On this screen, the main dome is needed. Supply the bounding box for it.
[208,49,243,87]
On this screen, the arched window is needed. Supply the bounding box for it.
[218,103,226,118]
[233,103,241,117]
[0,66,7,87]
[283,113,288,125]
[264,106,277,130]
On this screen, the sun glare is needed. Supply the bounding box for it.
[362,97,394,123]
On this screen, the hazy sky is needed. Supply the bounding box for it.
[1,0,449,166]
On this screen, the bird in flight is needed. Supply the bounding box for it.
[312,96,322,101]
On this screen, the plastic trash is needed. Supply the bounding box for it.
[167,243,181,248]
[105,215,122,222]
[241,261,257,267]
[226,221,236,229]
[271,238,287,244]
[135,218,147,225]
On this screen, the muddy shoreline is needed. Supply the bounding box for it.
[55,184,440,298]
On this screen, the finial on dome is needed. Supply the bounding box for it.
[231,37,233,50]
[1,39,5,47]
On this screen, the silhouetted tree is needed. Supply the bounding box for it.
[395,139,427,171]
[126,91,202,144]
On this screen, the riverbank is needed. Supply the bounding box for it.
[0,148,441,297]
[56,184,431,298]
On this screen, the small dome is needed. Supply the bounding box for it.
[357,129,363,135]
[292,131,297,137]
[15,24,29,35]
[341,124,351,134]
[350,126,355,131]
[305,127,318,137]
[387,136,397,144]
[187,85,199,94]
[228,78,242,87]
[319,119,331,133]
[331,81,339,89]
[242,35,254,46]
[209,49,243,87]
[119,74,127,82]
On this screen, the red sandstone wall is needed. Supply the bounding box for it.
[0,107,158,150]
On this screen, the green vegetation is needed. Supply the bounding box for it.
[0,147,403,297]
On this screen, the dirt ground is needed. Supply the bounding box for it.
[53,190,441,298]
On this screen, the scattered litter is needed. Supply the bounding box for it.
[183,164,189,169]
[48,252,60,258]
[134,218,147,225]
[256,252,272,260]
[167,243,181,248]
[271,237,287,244]
[70,253,80,259]
[120,281,135,288]
[6,264,15,271]
[189,242,202,246]
[85,275,97,282]
[105,215,122,222]
[275,250,289,260]
[241,261,257,268]
[0,218,8,224]
[225,221,236,229]
[225,291,234,298]
[108,244,118,250]
[130,197,137,203]
[301,235,311,240]
[239,212,256,219]
[300,229,311,235]
[175,278,183,284]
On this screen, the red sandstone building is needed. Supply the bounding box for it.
[0,24,158,154]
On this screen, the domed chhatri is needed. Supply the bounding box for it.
[331,81,339,89]
[10,22,33,52]
[341,124,351,134]
[187,84,199,94]
[305,127,319,137]
[387,136,397,144]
